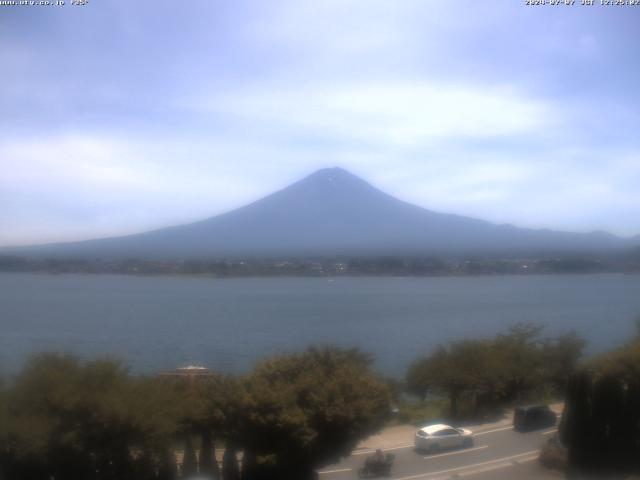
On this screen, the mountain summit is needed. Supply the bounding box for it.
[6,168,634,258]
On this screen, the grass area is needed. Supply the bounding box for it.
[390,398,449,426]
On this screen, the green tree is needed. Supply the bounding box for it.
[0,353,182,480]
[158,372,234,478]
[238,346,391,479]
[407,324,585,418]
[492,323,546,402]
[406,340,498,417]
[592,335,640,381]
[542,330,586,393]
[2,354,138,479]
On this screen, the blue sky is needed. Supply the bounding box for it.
[1,1,639,246]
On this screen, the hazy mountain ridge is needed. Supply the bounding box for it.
[4,168,638,259]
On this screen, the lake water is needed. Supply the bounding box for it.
[1,273,639,378]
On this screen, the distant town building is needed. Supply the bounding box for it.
[159,365,214,379]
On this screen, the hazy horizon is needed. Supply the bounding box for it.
[2,2,640,247]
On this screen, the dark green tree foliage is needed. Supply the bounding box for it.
[561,334,640,477]
[0,348,392,480]
[239,347,390,479]
[2,354,138,480]
[0,353,183,480]
[560,371,593,471]
[562,373,640,477]
[627,379,640,472]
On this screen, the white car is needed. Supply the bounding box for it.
[414,424,474,453]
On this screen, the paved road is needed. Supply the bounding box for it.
[318,425,558,480]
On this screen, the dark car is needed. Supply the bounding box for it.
[513,404,557,432]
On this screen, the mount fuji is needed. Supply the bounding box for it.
[5,168,636,259]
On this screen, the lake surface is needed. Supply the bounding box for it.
[1,273,639,377]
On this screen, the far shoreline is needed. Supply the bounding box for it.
[1,254,639,278]
[1,270,639,280]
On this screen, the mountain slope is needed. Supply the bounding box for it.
[4,168,636,258]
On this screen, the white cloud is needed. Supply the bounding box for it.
[181,82,553,148]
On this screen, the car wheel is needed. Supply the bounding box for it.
[463,437,473,447]
[428,443,440,454]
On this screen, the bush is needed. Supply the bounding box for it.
[394,398,448,426]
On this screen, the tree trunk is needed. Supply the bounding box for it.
[157,448,178,480]
[182,436,198,477]
[450,390,459,418]
[199,431,219,478]
[240,450,257,480]
[222,446,240,480]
